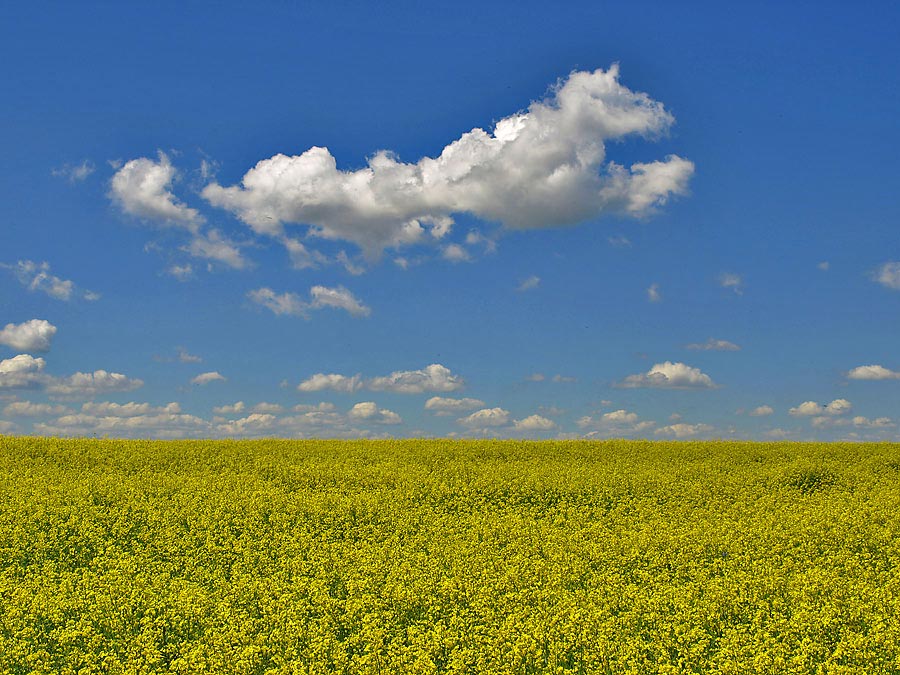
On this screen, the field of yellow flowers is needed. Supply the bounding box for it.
[0,436,898,674]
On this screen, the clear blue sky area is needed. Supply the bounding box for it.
[2,1,899,440]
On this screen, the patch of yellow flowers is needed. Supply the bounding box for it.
[0,437,897,673]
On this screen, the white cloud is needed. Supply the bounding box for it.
[0,320,57,353]
[292,402,336,413]
[647,283,661,302]
[297,373,363,393]
[748,405,774,417]
[0,354,47,388]
[425,396,485,415]
[37,411,209,439]
[0,420,15,434]
[110,151,204,230]
[517,275,541,292]
[185,229,249,269]
[166,264,194,281]
[817,261,829,271]
[248,286,371,318]
[552,374,576,383]
[654,422,714,438]
[202,66,692,259]
[46,370,144,398]
[215,413,277,437]
[3,260,98,301]
[873,262,900,290]
[190,371,226,386]
[442,244,471,263]
[367,364,464,394]
[513,414,557,431]
[80,401,181,417]
[3,401,69,417]
[811,415,895,430]
[348,402,402,425]
[620,361,716,389]
[846,364,900,381]
[719,273,743,295]
[213,401,245,415]
[52,160,95,182]
[526,373,546,382]
[458,407,511,428]
[685,338,740,352]
[789,399,852,417]
[250,402,283,414]
[577,409,655,436]
[608,234,631,248]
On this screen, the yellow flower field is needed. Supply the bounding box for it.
[0,437,898,674]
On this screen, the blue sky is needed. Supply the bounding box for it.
[2,1,900,440]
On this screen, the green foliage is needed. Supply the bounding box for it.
[0,437,898,674]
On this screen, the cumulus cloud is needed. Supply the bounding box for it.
[250,402,283,414]
[3,401,69,417]
[748,405,774,417]
[213,401,245,415]
[846,364,900,381]
[719,273,743,295]
[348,402,402,425]
[0,354,47,389]
[166,264,194,281]
[2,260,98,301]
[442,244,471,263]
[80,401,180,417]
[0,320,57,353]
[215,413,278,437]
[458,407,511,428]
[46,370,144,398]
[685,338,740,352]
[202,66,692,260]
[424,396,485,415]
[110,151,204,230]
[789,399,852,417]
[297,373,363,393]
[248,286,371,318]
[36,411,209,439]
[367,364,464,394]
[654,422,714,438]
[517,275,541,292]
[873,262,900,290]
[190,371,226,386]
[619,361,716,389]
[811,415,895,430]
[512,415,557,432]
[577,409,655,436]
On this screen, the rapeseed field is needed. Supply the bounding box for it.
[0,437,897,674]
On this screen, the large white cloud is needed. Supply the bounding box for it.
[248,286,371,318]
[846,364,900,381]
[620,361,716,389]
[202,66,693,259]
[0,320,57,353]
[0,354,47,388]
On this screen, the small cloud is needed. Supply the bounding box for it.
[512,414,557,432]
[654,422,714,438]
[2,260,98,302]
[552,374,576,383]
[607,234,632,248]
[817,261,829,271]
[442,244,471,263]
[525,373,545,382]
[846,364,900,381]
[458,407,510,429]
[619,361,717,389]
[166,264,194,281]
[348,402,401,425]
[748,405,774,417]
[719,272,743,295]
[685,338,741,351]
[517,275,541,292]
[52,160,95,183]
[425,396,485,416]
[298,373,362,393]
[789,399,852,417]
[213,401,245,415]
[191,371,226,386]
[248,286,371,318]
[872,262,900,290]
[647,283,661,303]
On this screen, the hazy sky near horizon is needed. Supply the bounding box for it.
[2,1,900,441]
